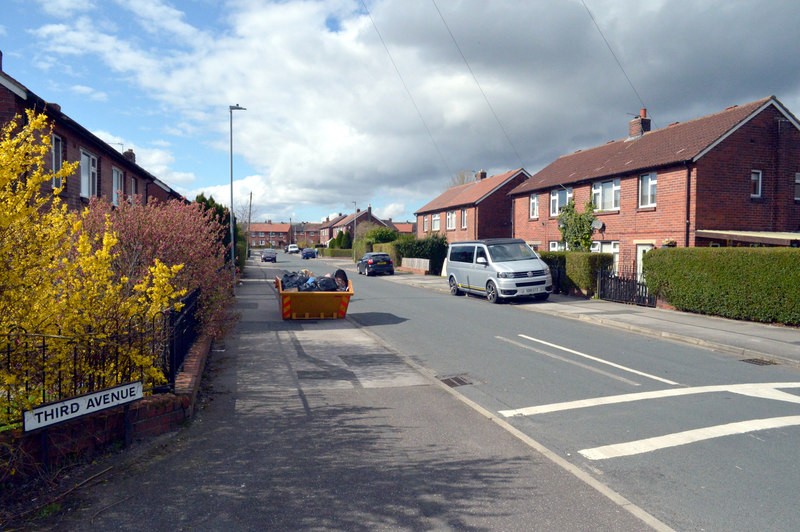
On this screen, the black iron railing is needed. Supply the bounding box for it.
[597,267,656,307]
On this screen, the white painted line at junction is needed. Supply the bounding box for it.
[499,382,800,418]
[518,334,681,386]
[496,336,641,386]
[579,415,800,460]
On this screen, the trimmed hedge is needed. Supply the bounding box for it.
[643,247,800,325]
[539,251,613,297]
[373,242,400,266]
[395,235,448,275]
[320,248,355,258]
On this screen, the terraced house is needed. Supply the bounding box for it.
[509,96,800,273]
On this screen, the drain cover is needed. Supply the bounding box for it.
[439,375,472,388]
[741,358,778,366]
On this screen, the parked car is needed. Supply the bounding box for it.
[287,244,300,254]
[302,248,316,259]
[261,249,277,263]
[446,239,552,303]
[357,252,394,276]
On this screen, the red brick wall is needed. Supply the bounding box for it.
[695,106,800,233]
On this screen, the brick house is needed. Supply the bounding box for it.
[509,96,800,273]
[415,169,531,241]
[0,51,184,211]
[294,222,322,246]
[319,214,347,246]
[248,221,291,248]
[331,204,388,240]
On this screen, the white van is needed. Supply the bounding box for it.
[446,239,552,303]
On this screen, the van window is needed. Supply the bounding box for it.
[476,247,487,262]
[488,241,537,262]
[449,246,475,263]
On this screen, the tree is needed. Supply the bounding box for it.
[196,192,237,264]
[557,200,597,252]
[447,169,477,189]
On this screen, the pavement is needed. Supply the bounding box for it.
[38,257,799,531]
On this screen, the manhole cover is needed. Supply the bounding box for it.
[439,375,472,388]
[741,358,778,366]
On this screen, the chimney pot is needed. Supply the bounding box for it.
[629,111,651,138]
[477,170,487,180]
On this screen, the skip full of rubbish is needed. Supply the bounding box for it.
[274,268,353,320]
[277,268,349,292]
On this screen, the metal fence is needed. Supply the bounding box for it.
[1,289,200,426]
[596,267,656,307]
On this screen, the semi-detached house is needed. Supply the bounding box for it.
[0,51,183,211]
[509,96,800,273]
[415,169,530,240]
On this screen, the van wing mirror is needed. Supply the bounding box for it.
[476,256,488,265]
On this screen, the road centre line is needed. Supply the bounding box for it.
[496,336,640,386]
[499,382,800,417]
[518,334,680,386]
[579,415,800,460]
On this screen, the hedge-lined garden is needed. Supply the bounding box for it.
[643,247,800,325]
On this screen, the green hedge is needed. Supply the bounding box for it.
[373,242,400,265]
[320,248,355,258]
[644,247,800,324]
[395,235,448,275]
[539,251,613,297]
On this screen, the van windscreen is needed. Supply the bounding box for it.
[488,242,536,262]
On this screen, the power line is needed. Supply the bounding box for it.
[359,0,454,178]
[431,0,526,171]
[580,0,654,127]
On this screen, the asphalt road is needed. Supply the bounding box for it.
[340,259,800,532]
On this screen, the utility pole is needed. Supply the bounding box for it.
[245,191,252,257]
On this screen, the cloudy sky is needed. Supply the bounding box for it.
[3,0,800,224]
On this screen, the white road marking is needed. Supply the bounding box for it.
[496,336,640,386]
[579,415,800,460]
[517,334,680,386]
[499,382,800,417]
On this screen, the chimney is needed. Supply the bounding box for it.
[0,50,3,71]
[367,204,372,213]
[629,109,651,138]
[123,149,136,163]
[476,170,487,180]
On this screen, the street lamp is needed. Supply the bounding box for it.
[352,201,357,262]
[229,104,246,290]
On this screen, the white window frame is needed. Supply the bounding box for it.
[795,172,800,201]
[446,210,456,230]
[51,134,63,189]
[423,216,428,232]
[549,241,568,251]
[529,193,539,219]
[432,213,440,231]
[129,176,138,200]
[592,178,620,211]
[112,167,123,206]
[80,149,97,198]
[461,208,467,229]
[549,187,573,216]
[639,172,657,207]
[750,169,762,198]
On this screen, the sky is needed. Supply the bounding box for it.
[3,0,800,225]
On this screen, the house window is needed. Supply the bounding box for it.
[129,176,138,197]
[592,241,620,272]
[639,172,657,207]
[423,216,428,232]
[529,193,539,219]
[750,170,762,198]
[795,173,800,201]
[51,135,63,189]
[592,179,620,211]
[112,167,123,206]
[549,241,568,251]
[432,214,440,231]
[550,187,573,216]
[461,208,467,229]
[80,150,97,198]
[446,211,456,230]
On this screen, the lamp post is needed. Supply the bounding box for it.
[229,104,246,290]
[352,201,357,261]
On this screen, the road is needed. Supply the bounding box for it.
[333,257,800,531]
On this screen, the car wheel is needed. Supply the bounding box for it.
[534,293,550,301]
[366,269,373,277]
[449,276,462,296]
[486,281,499,304]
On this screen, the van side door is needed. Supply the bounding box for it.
[470,245,491,294]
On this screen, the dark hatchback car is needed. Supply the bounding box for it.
[261,249,277,263]
[357,252,394,276]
